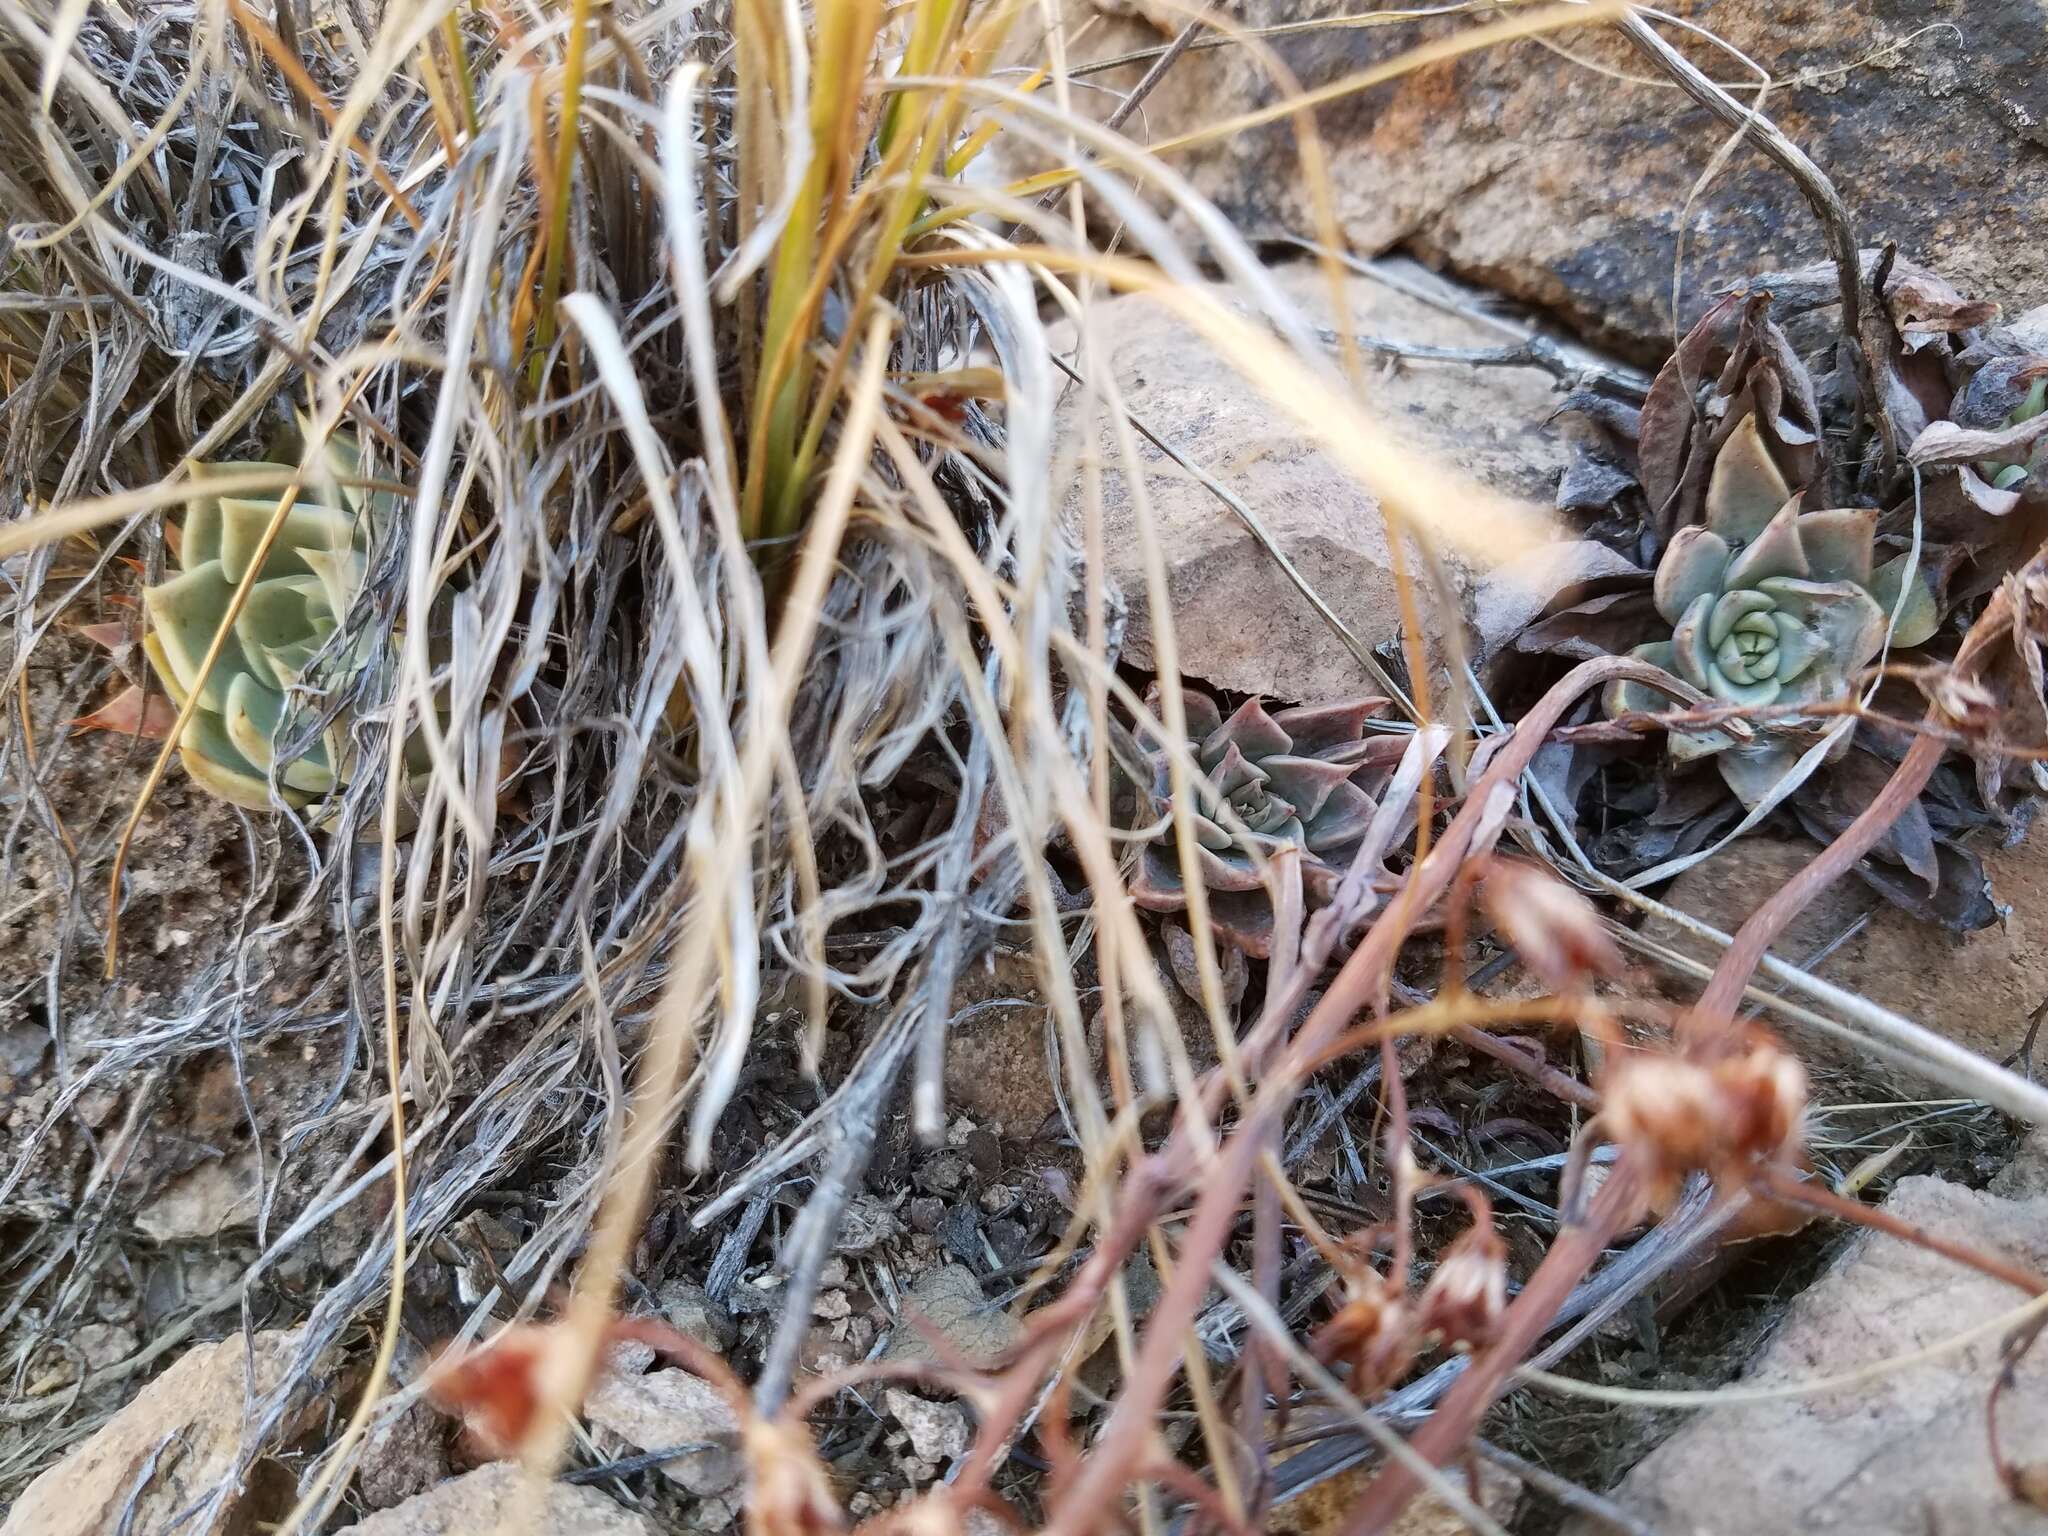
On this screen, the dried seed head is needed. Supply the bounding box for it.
[1710,1034,1808,1170]
[1930,671,2001,731]
[1601,1028,1808,1195]
[1477,858,1622,991]
[1419,1218,1509,1349]
[426,1323,559,1456]
[1311,1267,1415,1397]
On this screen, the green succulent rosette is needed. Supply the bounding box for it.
[1128,687,1399,956]
[141,447,379,809]
[1605,416,1938,807]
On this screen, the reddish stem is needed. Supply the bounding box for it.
[1751,1163,2048,1297]
[1345,541,2048,1529]
[1042,657,1683,1535]
[1691,728,1943,1029]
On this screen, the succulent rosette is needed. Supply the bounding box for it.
[1604,416,1937,806]
[1129,688,1398,956]
[140,447,381,809]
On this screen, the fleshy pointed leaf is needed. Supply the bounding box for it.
[1300,779,1377,852]
[1767,610,1824,685]
[1176,687,1224,745]
[1707,669,1782,709]
[223,672,279,771]
[1793,508,1876,585]
[1209,741,1267,800]
[176,712,277,810]
[1707,589,1774,649]
[1205,698,1289,766]
[1259,754,1358,821]
[1203,891,1282,960]
[300,548,365,626]
[1191,837,1280,894]
[1131,843,1187,912]
[141,634,189,709]
[1603,641,1680,718]
[1193,807,1237,850]
[143,563,253,710]
[183,462,299,571]
[1717,738,1808,809]
[1756,577,1889,681]
[1669,723,1737,761]
[1653,527,1732,626]
[1722,497,1812,588]
[1705,414,1793,542]
[216,498,356,583]
[224,674,337,792]
[1868,554,1942,648]
[235,576,330,688]
[1271,697,1389,755]
[1670,592,1718,692]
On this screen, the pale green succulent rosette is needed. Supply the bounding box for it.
[1605,416,1940,807]
[141,449,373,809]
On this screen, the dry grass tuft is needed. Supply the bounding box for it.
[4,3,2043,1534]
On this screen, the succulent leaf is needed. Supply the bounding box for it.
[1602,641,1679,719]
[1653,527,1731,626]
[1793,508,1876,586]
[1132,685,1391,956]
[1704,415,1793,543]
[1868,553,1942,648]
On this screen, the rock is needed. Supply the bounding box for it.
[883,1264,1023,1366]
[1994,1130,2048,1200]
[1,1329,325,1536]
[604,1337,658,1375]
[136,1145,262,1242]
[0,1022,48,1079]
[70,1322,136,1373]
[1054,264,1568,702]
[1562,1173,2048,1535]
[883,1388,973,1464]
[1270,1455,1521,1535]
[332,1463,658,1534]
[582,1368,743,1496]
[1641,828,2048,1079]
[356,1402,451,1512]
[1056,0,2048,364]
[685,1494,743,1531]
[657,1279,739,1352]
[1076,1251,1167,1368]
[944,947,1066,1134]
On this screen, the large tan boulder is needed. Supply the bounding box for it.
[1055,264,1581,701]
[1563,1164,2048,1535]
